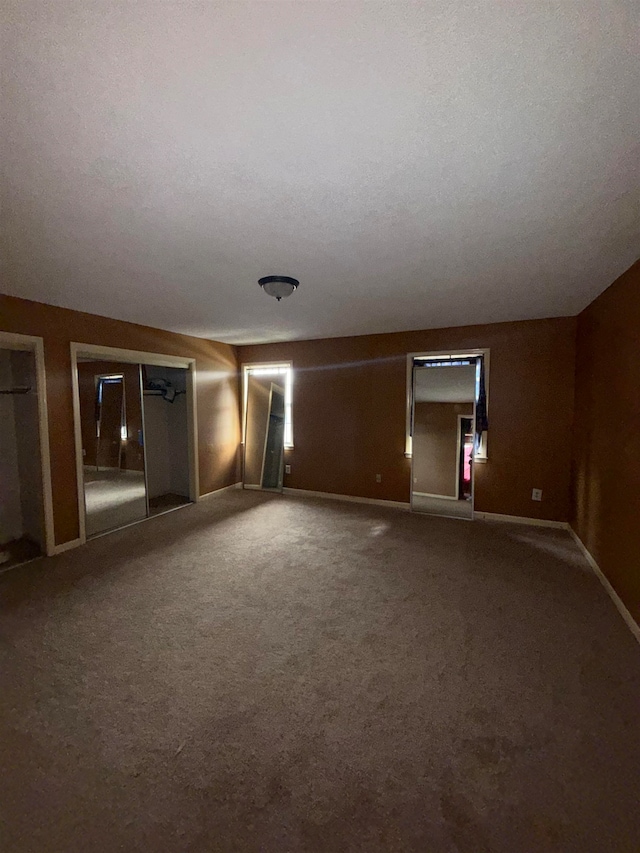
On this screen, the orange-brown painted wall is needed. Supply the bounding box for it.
[238,317,577,521]
[570,260,640,623]
[0,295,240,546]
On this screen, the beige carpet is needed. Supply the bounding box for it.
[83,467,147,536]
[148,491,192,517]
[412,492,473,519]
[1,490,639,852]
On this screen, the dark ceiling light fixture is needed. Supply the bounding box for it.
[258,275,299,301]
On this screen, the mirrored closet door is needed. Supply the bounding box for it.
[77,358,193,538]
[78,359,147,537]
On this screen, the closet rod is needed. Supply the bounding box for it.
[0,386,31,395]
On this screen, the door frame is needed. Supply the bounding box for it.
[70,343,199,545]
[0,331,55,556]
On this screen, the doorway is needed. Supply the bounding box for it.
[0,332,54,568]
[72,344,198,542]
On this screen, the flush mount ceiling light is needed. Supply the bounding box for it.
[258,275,299,301]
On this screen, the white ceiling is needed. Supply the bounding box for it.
[2,2,639,345]
[414,365,476,403]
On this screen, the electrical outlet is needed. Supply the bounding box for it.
[413,476,417,484]
[376,474,382,483]
[285,464,291,475]
[532,488,542,501]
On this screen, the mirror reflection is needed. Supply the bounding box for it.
[78,359,147,536]
[411,360,476,519]
[243,371,285,492]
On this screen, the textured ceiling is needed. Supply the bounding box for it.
[2,2,639,344]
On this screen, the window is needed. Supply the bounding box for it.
[242,363,294,448]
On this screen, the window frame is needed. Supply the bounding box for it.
[241,362,294,449]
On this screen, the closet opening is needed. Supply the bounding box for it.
[77,359,147,537]
[142,365,191,516]
[406,349,489,521]
[0,332,54,570]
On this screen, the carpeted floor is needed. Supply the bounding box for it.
[1,490,639,852]
[0,535,42,573]
[83,467,147,536]
[148,491,192,516]
[412,492,473,519]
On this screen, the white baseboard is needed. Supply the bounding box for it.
[474,511,569,530]
[199,482,242,499]
[568,527,640,644]
[241,483,263,491]
[282,487,410,510]
[52,537,82,555]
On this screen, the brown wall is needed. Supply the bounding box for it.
[238,317,577,521]
[570,260,640,623]
[413,402,473,497]
[0,296,581,545]
[0,295,240,546]
[78,360,144,471]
